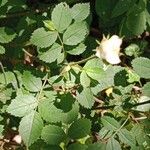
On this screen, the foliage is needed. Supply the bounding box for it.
[0,0,150,150]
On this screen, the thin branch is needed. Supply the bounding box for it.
[111,116,129,138]
[69,55,96,66]
[93,100,150,110]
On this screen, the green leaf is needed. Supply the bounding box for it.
[112,0,136,18]
[0,125,4,138]
[66,43,86,55]
[22,71,42,92]
[0,87,12,104]
[106,138,121,150]
[142,82,150,97]
[99,127,113,139]
[118,129,136,147]
[135,96,150,112]
[95,0,117,21]
[0,27,16,43]
[19,111,43,147]
[38,43,62,63]
[127,10,146,35]
[87,142,106,150]
[51,3,72,32]
[30,28,58,48]
[68,118,91,139]
[76,87,94,108]
[71,3,90,21]
[80,70,90,87]
[0,45,5,54]
[132,57,150,79]
[38,100,63,123]
[125,44,141,57]
[83,58,104,81]
[41,125,66,145]
[67,143,88,150]
[30,140,62,150]
[7,94,38,117]
[101,116,120,131]
[63,21,88,45]
[91,66,123,94]
[39,98,79,124]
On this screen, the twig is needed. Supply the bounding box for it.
[93,100,150,110]
[69,55,96,66]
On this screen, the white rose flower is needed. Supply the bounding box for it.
[95,35,122,64]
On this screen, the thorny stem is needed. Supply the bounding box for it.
[0,61,7,85]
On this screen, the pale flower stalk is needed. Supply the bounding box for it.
[95,35,122,64]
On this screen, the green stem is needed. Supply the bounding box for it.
[69,55,97,66]
[37,73,48,101]
[0,61,7,85]
[111,116,129,138]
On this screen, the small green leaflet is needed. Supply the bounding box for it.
[66,43,86,55]
[0,27,16,43]
[19,111,43,147]
[30,27,58,48]
[38,43,62,64]
[41,124,66,145]
[142,82,150,97]
[87,142,106,150]
[101,116,120,131]
[76,87,94,108]
[22,71,42,92]
[71,3,90,21]
[51,2,72,32]
[118,128,136,147]
[80,70,90,87]
[112,0,135,18]
[68,143,88,150]
[38,99,79,124]
[7,94,38,117]
[63,21,88,45]
[68,118,91,139]
[132,57,150,79]
[0,45,5,54]
[106,138,121,150]
[83,58,104,81]
[127,10,146,35]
